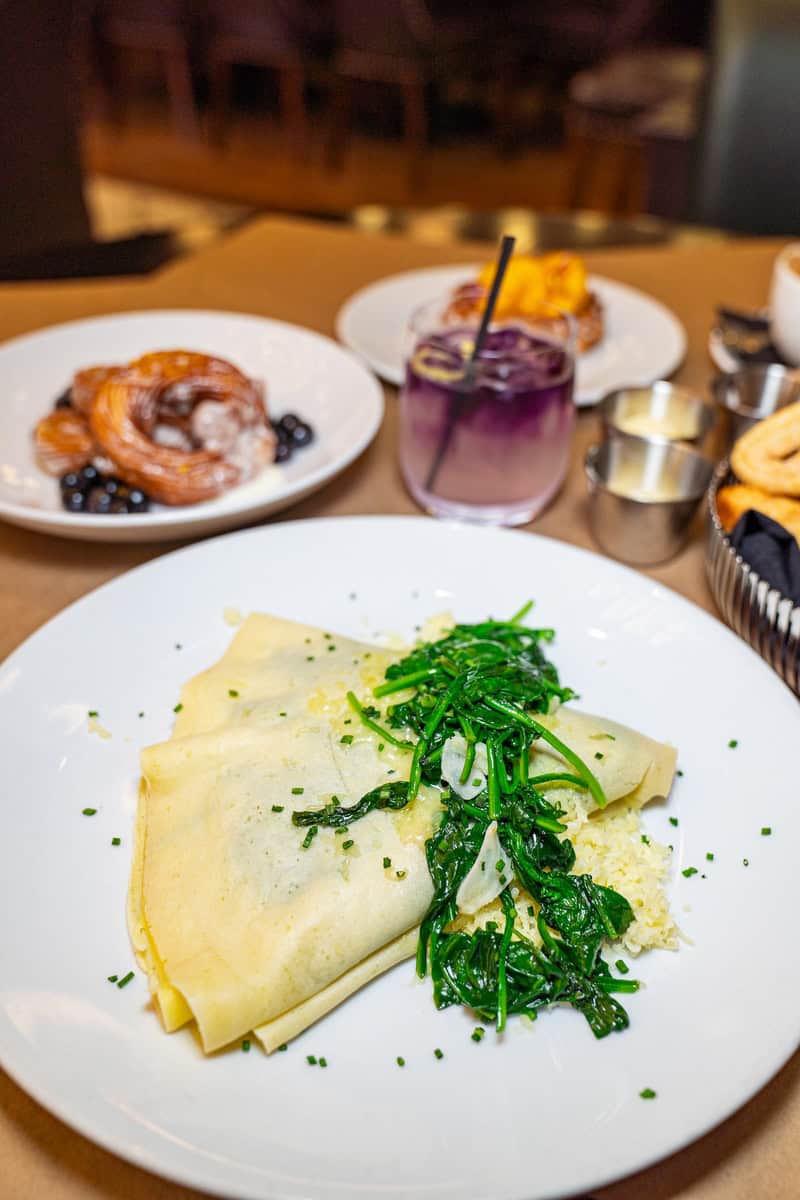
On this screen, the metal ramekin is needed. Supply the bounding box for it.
[710,363,800,450]
[585,433,713,565]
[600,381,720,458]
[706,458,800,696]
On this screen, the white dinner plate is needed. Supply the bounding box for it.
[0,310,383,542]
[336,264,687,405]
[0,516,797,1200]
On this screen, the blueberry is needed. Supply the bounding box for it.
[63,490,86,513]
[60,471,81,494]
[274,441,292,463]
[104,478,131,498]
[127,489,150,513]
[278,413,299,432]
[78,464,100,488]
[86,487,113,514]
[54,388,73,410]
[291,422,313,448]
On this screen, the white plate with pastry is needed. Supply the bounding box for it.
[0,516,797,1200]
[336,263,686,404]
[0,310,383,542]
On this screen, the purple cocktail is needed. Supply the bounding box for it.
[399,320,575,524]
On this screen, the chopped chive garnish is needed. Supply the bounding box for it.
[527,905,535,918]
[594,751,604,760]
[291,787,304,795]
[396,1056,405,1067]
[641,835,649,844]
[107,974,118,983]
[324,633,332,639]
[319,1056,328,1068]
[676,769,684,777]
[706,852,714,861]
[307,656,315,661]
[682,867,698,878]
[173,703,183,713]
[138,711,144,718]
[383,856,391,868]
[761,826,772,836]
[378,743,385,752]
[615,959,629,974]
[228,689,239,698]
[342,839,354,850]
[117,971,134,989]
[111,836,121,846]
[82,808,97,816]
[728,739,738,748]
[471,1027,485,1043]
[640,1088,657,1099]
[340,734,354,745]
[242,1039,251,1052]
[327,645,336,652]
[434,1048,444,1059]
[272,804,284,813]
[669,817,679,826]
[307,1055,317,1065]
[743,858,750,866]
[396,869,407,879]
[88,710,98,718]
[302,826,318,849]
[277,1043,288,1051]
[279,711,287,717]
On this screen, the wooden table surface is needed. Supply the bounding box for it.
[1,218,796,1199]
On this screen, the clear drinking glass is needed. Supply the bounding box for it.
[398,294,576,525]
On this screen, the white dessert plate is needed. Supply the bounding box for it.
[0,310,383,542]
[0,516,797,1200]
[336,264,687,404]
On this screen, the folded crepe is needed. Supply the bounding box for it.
[129,613,676,1054]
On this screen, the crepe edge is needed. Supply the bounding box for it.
[253,928,419,1053]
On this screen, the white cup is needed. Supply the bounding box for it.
[769,242,800,365]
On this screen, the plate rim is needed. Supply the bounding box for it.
[0,514,797,1200]
[0,308,385,539]
[335,264,688,403]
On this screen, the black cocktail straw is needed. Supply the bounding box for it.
[424,234,517,494]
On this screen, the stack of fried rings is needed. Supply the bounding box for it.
[34,351,276,505]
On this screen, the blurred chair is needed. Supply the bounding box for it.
[566,46,705,214]
[95,0,199,138]
[327,0,520,189]
[511,0,662,69]
[0,0,181,279]
[0,0,91,262]
[688,0,800,235]
[205,1,326,157]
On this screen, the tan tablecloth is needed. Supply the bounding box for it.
[0,218,796,1199]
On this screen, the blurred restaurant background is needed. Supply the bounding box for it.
[1,0,799,279]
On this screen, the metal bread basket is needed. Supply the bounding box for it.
[706,458,800,696]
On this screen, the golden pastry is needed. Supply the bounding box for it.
[731,401,800,496]
[716,484,800,545]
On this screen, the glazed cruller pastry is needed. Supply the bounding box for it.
[33,350,311,512]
